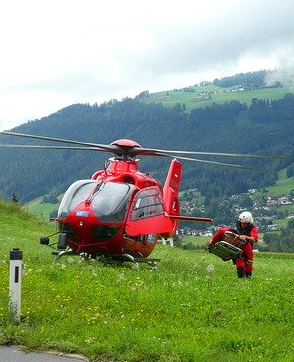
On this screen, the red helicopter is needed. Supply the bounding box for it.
[0,131,283,265]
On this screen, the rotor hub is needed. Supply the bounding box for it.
[110,139,142,148]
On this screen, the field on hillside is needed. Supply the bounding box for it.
[1,201,294,362]
[26,196,61,221]
[267,169,294,197]
[143,84,291,111]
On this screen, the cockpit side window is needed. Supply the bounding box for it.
[130,188,164,221]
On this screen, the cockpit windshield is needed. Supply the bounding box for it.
[58,180,135,222]
[91,182,135,222]
[58,180,95,218]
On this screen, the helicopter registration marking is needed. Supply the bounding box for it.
[76,211,89,217]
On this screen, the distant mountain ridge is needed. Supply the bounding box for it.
[0,70,293,205]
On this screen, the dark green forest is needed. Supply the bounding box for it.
[0,86,293,207]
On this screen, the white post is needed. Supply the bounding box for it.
[9,248,23,323]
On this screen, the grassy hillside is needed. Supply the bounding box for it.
[142,84,292,111]
[1,199,294,361]
[266,169,294,196]
[25,196,60,221]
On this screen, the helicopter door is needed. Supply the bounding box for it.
[125,186,173,236]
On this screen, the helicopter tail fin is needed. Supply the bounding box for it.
[163,159,182,221]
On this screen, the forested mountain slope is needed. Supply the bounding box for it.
[0,91,293,204]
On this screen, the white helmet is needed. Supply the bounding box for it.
[238,211,253,224]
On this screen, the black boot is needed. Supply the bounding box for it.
[237,267,245,278]
[246,272,252,278]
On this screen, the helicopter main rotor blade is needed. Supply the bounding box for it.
[158,152,267,171]
[0,131,287,166]
[0,143,266,170]
[133,147,288,160]
[0,144,108,151]
[0,131,118,153]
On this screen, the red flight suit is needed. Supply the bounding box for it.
[209,222,258,277]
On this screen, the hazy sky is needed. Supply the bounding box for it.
[1,0,294,130]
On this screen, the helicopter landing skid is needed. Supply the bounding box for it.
[51,249,160,268]
[52,249,75,261]
[113,253,161,269]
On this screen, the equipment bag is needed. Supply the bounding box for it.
[209,240,243,261]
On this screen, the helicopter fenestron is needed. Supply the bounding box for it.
[0,131,286,265]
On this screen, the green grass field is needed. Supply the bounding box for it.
[143,84,291,111]
[25,196,60,221]
[1,200,294,361]
[266,169,294,197]
[182,235,211,246]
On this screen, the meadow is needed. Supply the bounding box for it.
[1,201,294,362]
[143,84,291,111]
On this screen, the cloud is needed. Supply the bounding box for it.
[0,0,294,130]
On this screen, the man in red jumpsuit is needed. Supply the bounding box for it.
[208,211,258,278]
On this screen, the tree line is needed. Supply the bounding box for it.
[212,69,279,88]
